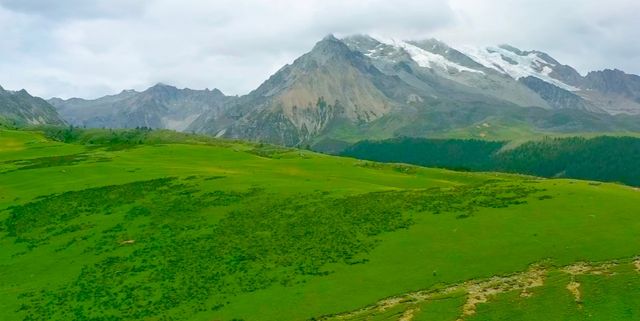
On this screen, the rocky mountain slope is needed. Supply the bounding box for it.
[188,35,422,145]
[49,83,233,130]
[0,85,65,126]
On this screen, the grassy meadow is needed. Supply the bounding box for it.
[1,128,639,321]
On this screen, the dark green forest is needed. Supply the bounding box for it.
[341,136,640,186]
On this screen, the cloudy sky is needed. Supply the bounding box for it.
[0,0,638,99]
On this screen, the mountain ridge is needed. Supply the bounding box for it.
[189,35,640,146]
[9,34,640,145]
[49,83,232,131]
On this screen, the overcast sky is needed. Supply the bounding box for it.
[1,0,638,99]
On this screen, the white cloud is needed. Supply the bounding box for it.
[0,0,638,99]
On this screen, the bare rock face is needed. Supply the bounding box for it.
[580,69,640,114]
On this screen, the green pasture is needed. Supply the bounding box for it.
[1,128,639,321]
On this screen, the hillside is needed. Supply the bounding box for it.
[1,128,640,321]
[341,136,640,186]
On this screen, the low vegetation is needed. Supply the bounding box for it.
[1,127,640,321]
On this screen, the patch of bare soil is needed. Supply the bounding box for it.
[377,297,404,312]
[566,281,582,305]
[322,265,547,321]
[562,262,617,276]
[398,308,417,321]
[634,258,640,273]
[458,265,546,319]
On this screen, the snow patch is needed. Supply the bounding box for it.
[456,45,579,91]
[373,37,483,74]
[215,128,226,138]
[363,43,400,63]
[27,116,46,125]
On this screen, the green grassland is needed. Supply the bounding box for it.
[1,128,640,321]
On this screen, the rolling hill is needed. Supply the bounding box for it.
[1,127,640,321]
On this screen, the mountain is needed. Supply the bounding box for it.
[187,35,415,145]
[189,35,549,145]
[187,35,640,146]
[344,36,636,115]
[51,35,640,146]
[451,44,640,115]
[342,36,553,109]
[49,83,233,131]
[0,85,65,126]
